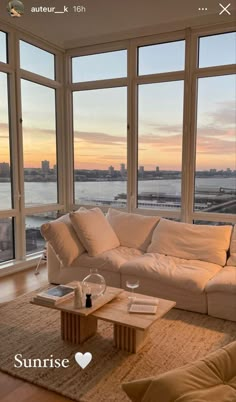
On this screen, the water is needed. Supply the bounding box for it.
[0,177,235,213]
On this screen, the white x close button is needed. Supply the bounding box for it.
[219,3,231,15]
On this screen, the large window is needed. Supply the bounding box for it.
[0,34,62,268]
[72,49,128,208]
[138,81,184,210]
[21,80,58,206]
[195,74,236,214]
[73,87,127,207]
[137,39,185,211]
[194,31,236,216]
[0,72,12,210]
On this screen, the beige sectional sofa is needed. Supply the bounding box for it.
[41,207,236,322]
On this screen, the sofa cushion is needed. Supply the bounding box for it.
[106,208,160,251]
[71,246,144,272]
[147,219,232,266]
[69,207,120,257]
[40,214,85,266]
[120,253,222,292]
[206,266,236,294]
[227,225,236,266]
[122,341,236,402]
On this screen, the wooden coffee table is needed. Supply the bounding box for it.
[31,284,176,353]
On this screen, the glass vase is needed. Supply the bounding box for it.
[82,268,106,299]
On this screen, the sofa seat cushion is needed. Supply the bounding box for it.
[120,253,222,292]
[122,341,236,402]
[71,246,144,273]
[106,208,160,251]
[147,219,232,266]
[206,266,236,294]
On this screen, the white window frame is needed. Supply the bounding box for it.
[0,23,66,275]
[66,22,236,225]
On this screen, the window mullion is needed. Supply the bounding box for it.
[181,29,198,223]
[127,40,137,212]
[14,34,26,259]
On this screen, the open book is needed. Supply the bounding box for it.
[128,297,159,314]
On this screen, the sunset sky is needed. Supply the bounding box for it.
[0,32,235,171]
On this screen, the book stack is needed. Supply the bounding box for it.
[128,297,159,314]
[33,285,76,306]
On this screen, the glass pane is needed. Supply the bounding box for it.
[26,211,58,254]
[20,41,55,80]
[138,40,185,75]
[72,50,127,82]
[0,31,7,63]
[21,80,58,206]
[73,87,127,207]
[195,75,236,214]
[0,72,12,210]
[138,81,184,210]
[194,220,233,226]
[199,32,236,68]
[0,218,14,263]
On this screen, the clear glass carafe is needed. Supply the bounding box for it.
[82,268,106,299]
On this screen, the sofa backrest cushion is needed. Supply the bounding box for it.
[106,208,160,251]
[147,219,232,266]
[227,225,236,266]
[40,214,85,266]
[70,207,120,257]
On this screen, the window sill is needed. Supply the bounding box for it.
[0,253,43,277]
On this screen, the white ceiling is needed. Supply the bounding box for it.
[0,0,235,49]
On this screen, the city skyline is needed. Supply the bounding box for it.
[0,159,235,180]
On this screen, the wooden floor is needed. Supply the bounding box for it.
[0,265,73,402]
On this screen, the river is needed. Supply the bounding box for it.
[0,177,235,214]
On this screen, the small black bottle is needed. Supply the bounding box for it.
[85,293,92,308]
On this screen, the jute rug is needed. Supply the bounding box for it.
[0,291,235,402]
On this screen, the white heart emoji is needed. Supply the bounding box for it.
[75,352,92,369]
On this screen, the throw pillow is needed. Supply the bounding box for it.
[40,214,85,266]
[106,208,160,251]
[69,207,120,257]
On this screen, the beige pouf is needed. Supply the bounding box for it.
[122,341,236,402]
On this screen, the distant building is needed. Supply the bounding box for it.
[53,164,57,174]
[120,163,126,177]
[108,165,115,176]
[41,160,50,174]
[156,166,160,172]
[0,162,10,177]
[139,166,144,172]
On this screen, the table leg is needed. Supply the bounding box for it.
[114,324,146,353]
[61,311,97,344]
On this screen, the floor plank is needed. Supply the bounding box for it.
[0,266,73,402]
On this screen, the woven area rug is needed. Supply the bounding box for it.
[0,291,235,402]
